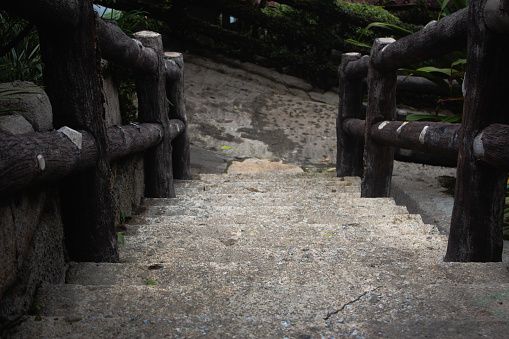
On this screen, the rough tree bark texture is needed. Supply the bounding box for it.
[343,55,458,95]
[96,18,158,72]
[165,52,192,180]
[444,0,509,262]
[0,129,97,196]
[108,122,184,161]
[370,121,460,159]
[134,31,176,198]
[361,38,397,198]
[371,8,468,72]
[38,1,118,262]
[337,53,364,178]
[475,124,509,170]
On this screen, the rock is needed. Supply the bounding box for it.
[0,114,34,134]
[0,187,66,328]
[308,91,339,105]
[228,158,304,174]
[111,154,145,223]
[0,81,53,132]
[240,61,314,91]
[101,60,122,127]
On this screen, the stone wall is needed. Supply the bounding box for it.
[0,63,145,328]
[101,60,145,223]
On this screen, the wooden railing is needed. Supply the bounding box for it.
[0,1,190,262]
[96,0,394,88]
[337,1,509,262]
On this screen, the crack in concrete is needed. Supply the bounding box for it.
[323,286,381,321]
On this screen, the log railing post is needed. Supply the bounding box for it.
[337,53,364,177]
[37,1,118,262]
[165,52,192,180]
[134,31,176,198]
[361,38,397,198]
[444,0,509,262]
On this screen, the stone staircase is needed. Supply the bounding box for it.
[5,173,509,338]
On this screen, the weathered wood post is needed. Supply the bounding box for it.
[37,1,118,262]
[361,38,397,198]
[337,53,365,177]
[444,0,509,262]
[165,52,192,180]
[134,31,176,198]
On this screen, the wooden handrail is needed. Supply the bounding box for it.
[0,0,190,262]
[337,0,509,262]
[0,121,184,197]
[371,8,468,72]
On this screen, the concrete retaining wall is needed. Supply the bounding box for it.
[0,62,145,328]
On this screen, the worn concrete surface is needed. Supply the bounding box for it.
[5,173,509,338]
[183,54,456,234]
[4,55,507,338]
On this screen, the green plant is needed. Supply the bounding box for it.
[436,0,469,19]
[258,1,408,87]
[438,175,456,196]
[142,278,158,285]
[116,73,138,124]
[26,298,41,316]
[0,11,42,84]
[116,210,132,246]
[345,0,467,118]
[119,209,132,225]
[117,232,125,246]
[396,0,438,25]
[100,8,159,37]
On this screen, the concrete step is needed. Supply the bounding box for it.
[174,179,361,196]
[134,197,412,220]
[10,281,509,338]
[27,281,509,319]
[10,311,509,339]
[124,215,436,238]
[6,172,509,338]
[9,316,509,338]
[65,261,509,288]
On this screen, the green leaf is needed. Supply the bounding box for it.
[117,232,125,247]
[440,0,451,11]
[404,114,437,122]
[451,59,467,67]
[358,22,412,42]
[234,105,238,110]
[142,278,158,286]
[415,67,458,77]
[220,146,232,150]
[324,233,333,237]
[440,115,462,123]
[345,39,372,50]
[400,68,452,94]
